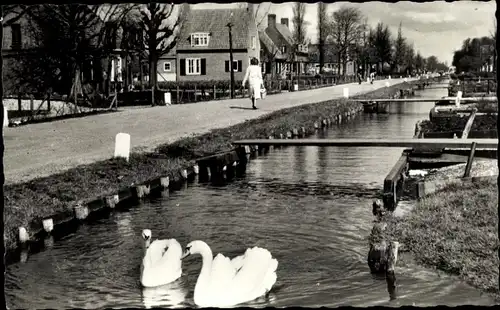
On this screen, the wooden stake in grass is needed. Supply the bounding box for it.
[343,87,349,98]
[114,133,131,162]
[463,142,477,178]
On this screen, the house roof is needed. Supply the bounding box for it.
[259,30,285,59]
[274,23,294,46]
[177,8,252,50]
[308,43,338,63]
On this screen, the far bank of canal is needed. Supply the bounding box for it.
[5,80,495,308]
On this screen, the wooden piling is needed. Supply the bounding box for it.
[160,176,170,188]
[105,196,117,209]
[74,204,89,220]
[463,142,477,178]
[136,185,151,198]
[42,218,54,233]
[18,227,29,244]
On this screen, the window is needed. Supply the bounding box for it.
[190,33,210,47]
[225,60,242,72]
[163,62,171,72]
[281,45,287,54]
[11,24,21,49]
[186,58,201,75]
[251,36,256,50]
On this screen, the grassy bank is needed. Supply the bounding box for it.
[3,81,418,251]
[385,178,499,298]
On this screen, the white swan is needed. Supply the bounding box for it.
[141,229,183,288]
[181,240,278,307]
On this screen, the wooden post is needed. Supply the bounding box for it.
[18,93,22,111]
[213,85,216,100]
[278,80,282,92]
[47,92,51,113]
[463,142,477,178]
[29,95,34,118]
[194,84,198,102]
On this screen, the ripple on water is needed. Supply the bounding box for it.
[5,85,496,308]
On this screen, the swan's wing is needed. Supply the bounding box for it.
[230,254,245,272]
[210,253,238,293]
[230,247,278,299]
[143,240,169,267]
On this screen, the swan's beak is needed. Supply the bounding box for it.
[180,249,190,260]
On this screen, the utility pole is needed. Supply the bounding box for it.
[227,22,235,99]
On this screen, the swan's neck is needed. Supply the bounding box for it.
[194,245,214,296]
[144,239,151,254]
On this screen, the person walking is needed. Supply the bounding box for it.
[370,65,376,84]
[242,57,264,110]
[357,65,364,84]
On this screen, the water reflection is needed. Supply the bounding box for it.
[141,281,189,309]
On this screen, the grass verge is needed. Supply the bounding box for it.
[3,80,421,251]
[384,178,499,298]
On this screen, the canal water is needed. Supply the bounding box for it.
[5,84,496,308]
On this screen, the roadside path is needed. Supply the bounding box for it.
[4,77,417,184]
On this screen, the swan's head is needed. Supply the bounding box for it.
[180,240,209,259]
[142,229,152,241]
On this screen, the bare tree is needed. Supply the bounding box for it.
[317,2,328,74]
[239,2,272,30]
[329,6,364,76]
[137,3,187,98]
[292,3,308,44]
[404,43,415,75]
[490,16,496,71]
[16,4,135,107]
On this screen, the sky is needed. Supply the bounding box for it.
[192,1,497,65]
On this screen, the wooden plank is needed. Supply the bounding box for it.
[351,97,497,103]
[408,153,469,164]
[461,109,478,139]
[233,138,498,149]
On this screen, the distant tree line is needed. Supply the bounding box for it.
[313,3,448,76]
[452,28,496,73]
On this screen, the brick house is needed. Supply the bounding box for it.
[259,30,287,77]
[261,14,309,78]
[175,7,260,82]
[2,7,39,94]
[157,48,177,82]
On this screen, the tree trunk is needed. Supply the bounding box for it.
[149,54,157,106]
[106,56,112,97]
[337,52,341,76]
[71,66,82,113]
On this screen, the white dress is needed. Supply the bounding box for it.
[242,65,264,100]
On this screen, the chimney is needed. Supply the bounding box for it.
[280,18,289,29]
[268,14,276,28]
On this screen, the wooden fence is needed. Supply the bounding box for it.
[122,74,388,106]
